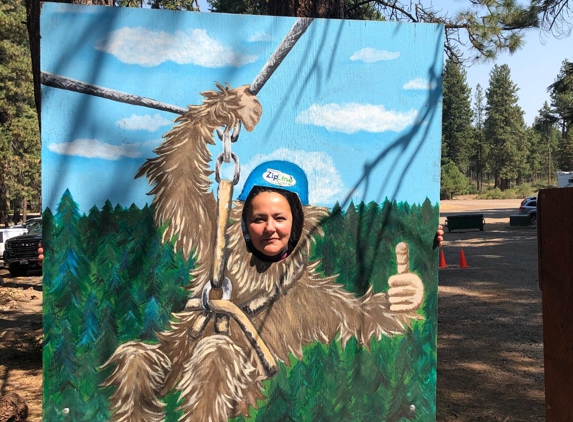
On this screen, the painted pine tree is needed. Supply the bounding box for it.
[44,189,91,420]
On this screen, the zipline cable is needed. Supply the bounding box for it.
[40,18,314,112]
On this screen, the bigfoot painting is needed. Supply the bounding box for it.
[101,84,426,422]
[40,5,442,422]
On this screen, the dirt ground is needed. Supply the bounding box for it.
[437,199,544,421]
[0,269,43,421]
[0,198,544,421]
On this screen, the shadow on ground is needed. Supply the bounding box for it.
[437,223,544,421]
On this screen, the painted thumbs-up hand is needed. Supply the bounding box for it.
[387,242,424,312]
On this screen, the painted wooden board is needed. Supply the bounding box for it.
[40,4,443,421]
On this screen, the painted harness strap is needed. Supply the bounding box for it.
[184,298,279,377]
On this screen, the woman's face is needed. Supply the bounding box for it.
[245,191,293,256]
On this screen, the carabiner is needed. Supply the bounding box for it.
[201,277,232,311]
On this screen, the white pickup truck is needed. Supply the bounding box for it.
[0,228,28,265]
[0,217,42,269]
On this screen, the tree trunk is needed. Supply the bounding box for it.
[12,206,21,225]
[25,0,41,123]
[501,178,510,191]
[0,392,28,422]
[25,0,114,130]
[22,197,28,222]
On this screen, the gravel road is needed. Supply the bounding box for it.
[437,199,544,421]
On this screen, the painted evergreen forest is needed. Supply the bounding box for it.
[42,189,439,421]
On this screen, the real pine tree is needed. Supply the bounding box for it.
[442,59,474,176]
[0,0,40,224]
[472,84,488,191]
[484,64,527,190]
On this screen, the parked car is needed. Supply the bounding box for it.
[519,196,537,224]
[520,195,536,206]
[2,219,42,277]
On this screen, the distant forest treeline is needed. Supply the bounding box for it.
[43,189,439,421]
[441,58,573,199]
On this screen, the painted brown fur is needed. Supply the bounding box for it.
[102,83,424,422]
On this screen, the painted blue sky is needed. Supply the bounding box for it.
[41,3,443,213]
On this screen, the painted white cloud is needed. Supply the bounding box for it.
[350,48,399,63]
[117,114,173,132]
[224,148,343,205]
[403,77,437,90]
[296,103,418,134]
[48,139,141,161]
[248,31,272,42]
[96,27,257,68]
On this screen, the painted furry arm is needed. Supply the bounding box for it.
[134,84,245,264]
[255,269,423,363]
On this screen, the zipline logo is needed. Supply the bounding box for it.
[264,168,296,187]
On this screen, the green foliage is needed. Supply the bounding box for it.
[548,59,573,129]
[207,0,264,14]
[475,184,536,199]
[484,64,527,190]
[116,0,199,10]
[44,191,438,421]
[531,101,561,183]
[206,0,537,62]
[514,184,534,198]
[556,131,573,170]
[0,0,40,224]
[546,59,573,172]
[478,187,504,199]
[472,83,488,191]
[525,124,544,182]
[442,58,474,174]
[440,161,469,199]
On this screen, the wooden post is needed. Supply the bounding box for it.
[537,187,573,421]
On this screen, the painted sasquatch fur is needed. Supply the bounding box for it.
[102,83,424,422]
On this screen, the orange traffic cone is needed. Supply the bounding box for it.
[439,250,447,268]
[459,249,469,268]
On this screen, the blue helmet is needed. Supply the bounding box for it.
[238,160,309,205]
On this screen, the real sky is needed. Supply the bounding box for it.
[433,0,573,125]
[463,30,572,126]
[440,0,573,126]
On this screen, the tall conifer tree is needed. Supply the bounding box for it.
[0,0,40,224]
[442,58,474,175]
[533,102,560,183]
[548,59,573,133]
[484,64,526,190]
[472,84,487,191]
[548,59,573,170]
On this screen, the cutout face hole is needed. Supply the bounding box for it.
[242,187,304,261]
